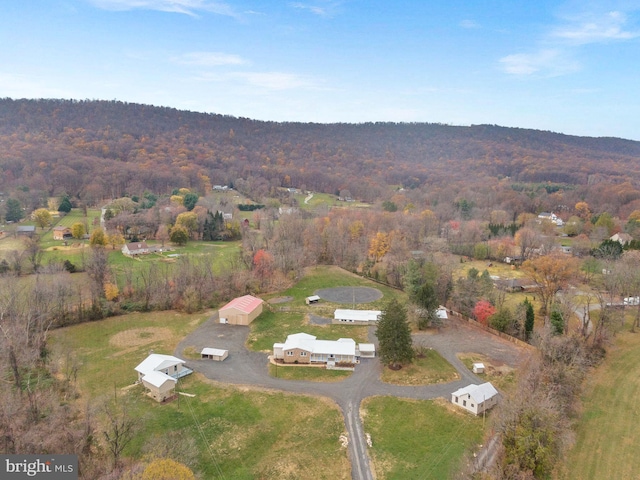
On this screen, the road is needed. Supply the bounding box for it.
[175,313,525,479]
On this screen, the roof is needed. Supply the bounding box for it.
[201,347,228,356]
[278,332,356,356]
[53,226,70,231]
[220,295,263,314]
[334,309,381,322]
[358,343,376,353]
[306,295,321,301]
[436,307,448,319]
[142,370,177,388]
[124,241,148,251]
[452,382,498,403]
[16,226,36,232]
[135,354,185,375]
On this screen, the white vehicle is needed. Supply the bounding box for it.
[624,297,640,306]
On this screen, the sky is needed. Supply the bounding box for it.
[1,0,639,140]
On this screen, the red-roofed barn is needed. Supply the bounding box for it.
[218,295,264,325]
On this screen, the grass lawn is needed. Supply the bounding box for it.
[380,349,459,386]
[50,310,351,479]
[250,266,404,352]
[363,396,483,479]
[268,363,352,382]
[557,313,640,480]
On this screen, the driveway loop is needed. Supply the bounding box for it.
[315,286,382,304]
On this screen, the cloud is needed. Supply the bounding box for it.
[86,0,236,17]
[459,19,480,29]
[193,71,322,90]
[289,1,341,17]
[552,10,640,44]
[173,52,246,66]
[499,49,580,76]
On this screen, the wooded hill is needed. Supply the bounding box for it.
[1,98,640,206]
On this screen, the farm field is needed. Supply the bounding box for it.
[50,310,352,479]
[557,314,640,480]
[363,396,483,479]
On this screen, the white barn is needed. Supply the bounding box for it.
[333,309,382,325]
[451,382,499,415]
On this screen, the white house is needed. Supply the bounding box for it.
[611,232,633,245]
[537,212,564,226]
[122,241,149,256]
[333,309,382,325]
[134,353,192,402]
[273,333,356,365]
[451,382,499,415]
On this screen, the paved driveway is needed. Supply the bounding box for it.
[175,314,527,480]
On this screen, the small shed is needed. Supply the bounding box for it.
[141,371,177,402]
[306,295,321,305]
[357,343,376,358]
[472,362,485,374]
[451,382,499,415]
[16,225,36,237]
[201,347,228,361]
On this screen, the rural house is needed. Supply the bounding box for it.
[218,294,264,325]
[122,241,149,256]
[611,232,633,245]
[134,353,192,402]
[333,309,382,325]
[451,382,499,415]
[53,226,72,240]
[273,333,357,365]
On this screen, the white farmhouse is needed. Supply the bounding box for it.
[273,333,356,365]
[451,382,499,415]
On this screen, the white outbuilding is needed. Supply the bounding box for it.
[201,347,229,361]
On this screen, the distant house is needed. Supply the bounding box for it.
[273,333,356,365]
[219,295,264,325]
[538,212,563,226]
[333,309,382,325]
[122,241,149,256]
[134,353,192,402]
[278,206,298,216]
[611,232,633,245]
[201,347,228,361]
[451,382,499,415]
[53,226,73,240]
[16,225,35,237]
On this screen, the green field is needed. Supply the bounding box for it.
[557,313,640,479]
[380,349,459,386]
[363,396,483,479]
[50,310,352,479]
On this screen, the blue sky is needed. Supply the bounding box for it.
[1,0,639,139]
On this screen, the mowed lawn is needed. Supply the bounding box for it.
[50,310,351,479]
[363,397,483,479]
[558,315,640,480]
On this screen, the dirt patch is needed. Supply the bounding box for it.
[315,286,383,304]
[268,296,294,304]
[110,327,173,350]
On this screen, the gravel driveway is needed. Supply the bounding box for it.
[175,312,528,480]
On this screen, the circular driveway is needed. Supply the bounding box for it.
[315,286,383,304]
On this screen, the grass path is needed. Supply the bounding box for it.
[558,316,640,479]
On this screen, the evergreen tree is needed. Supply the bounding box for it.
[550,310,564,336]
[183,192,199,211]
[5,198,24,222]
[58,196,72,213]
[524,298,535,341]
[375,298,414,369]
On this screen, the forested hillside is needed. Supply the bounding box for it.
[1,98,640,212]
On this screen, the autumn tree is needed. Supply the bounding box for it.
[89,227,107,246]
[71,222,86,239]
[473,299,496,325]
[368,232,390,262]
[175,212,199,239]
[32,208,52,230]
[253,249,275,289]
[376,298,414,369]
[107,231,125,250]
[169,225,189,246]
[140,458,195,480]
[575,201,591,221]
[514,227,539,260]
[521,253,579,320]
